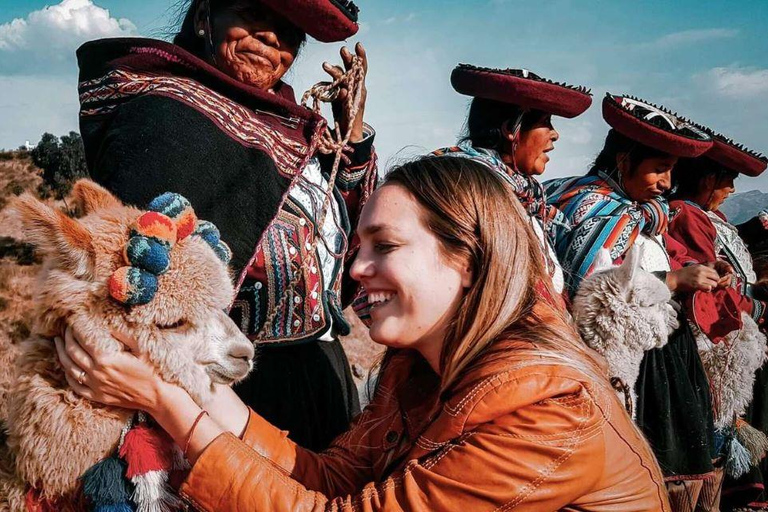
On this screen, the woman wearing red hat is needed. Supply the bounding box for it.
[667,133,768,512]
[546,95,725,511]
[76,0,374,451]
[433,65,593,296]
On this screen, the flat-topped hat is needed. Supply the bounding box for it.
[260,0,360,42]
[691,124,767,177]
[602,93,712,158]
[450,64,592,118]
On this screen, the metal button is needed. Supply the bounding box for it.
[254,282,263,290]
[299,219,306,226]
[289,247,297,256]
[311,291,319,299]
[312,314,321,322]
[305,242,312,251]
[293,319,301,327]
[293,296,301,304]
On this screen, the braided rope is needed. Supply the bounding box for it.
[255,57,366,341]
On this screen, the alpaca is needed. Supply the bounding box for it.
[571,245,678,416]
[0,180,254,511]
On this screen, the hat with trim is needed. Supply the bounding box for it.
[261,0,360,43]
[450,64,593,118]
[688,123,767,177]
[602,93,712,158]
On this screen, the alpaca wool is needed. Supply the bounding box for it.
[148,193,197,241]
[108,267,158,306]
[124,236,171,275]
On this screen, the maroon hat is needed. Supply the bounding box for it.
[602,93,712,158]
[261,0,359,43]
[450,64,592,118]
[689,125,767,177]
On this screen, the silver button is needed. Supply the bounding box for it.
[305,242,312,251]
[254,282,263,290]
[312,314,321,322]
[293,319,301,327]
[311,266,317,274]
[311,291,318,299]
[299,219,306,226]
[293,296,301,304]
[289,247,297,256]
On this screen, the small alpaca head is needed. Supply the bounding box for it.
[11,180,254,402]
[573,244,678,355]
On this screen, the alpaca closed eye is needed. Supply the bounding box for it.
[158,319,187,330]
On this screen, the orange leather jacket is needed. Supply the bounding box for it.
[179,309,670,511]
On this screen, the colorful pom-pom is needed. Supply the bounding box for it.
[119,423,176,479]
[131,212,177,247]
[124,236,171,275]
[80,456,133,507]
[109,267,158,306]
[213,241,232,264]
[193,220,221,247]
[148,193,197,241]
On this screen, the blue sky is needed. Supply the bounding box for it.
[1,0,767,190]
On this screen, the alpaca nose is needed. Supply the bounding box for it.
[228,340,255,362]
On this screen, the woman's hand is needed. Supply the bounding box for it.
[323,42,368,142]
[666,264,721,293]
[54,325,171,416]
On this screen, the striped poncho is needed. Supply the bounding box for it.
[544,170,670,294]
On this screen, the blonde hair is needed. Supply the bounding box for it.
[382,156,607,392]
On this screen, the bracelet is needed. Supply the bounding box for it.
[183,410,209,458]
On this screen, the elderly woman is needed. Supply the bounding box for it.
[76,0,376,451]
[667,134,768,511]
[57,156,672,511]
[433,64,592,295]
[546,95,724,512]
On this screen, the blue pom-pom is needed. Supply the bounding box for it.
[193,220,221,247]
[95,504,134,512]
[80,456,133,507]
[147,193,192,218]
[213,241,232,264]
[125,236,171,275]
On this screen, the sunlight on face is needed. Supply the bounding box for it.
[351,185,468,360]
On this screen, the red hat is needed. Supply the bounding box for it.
[602,94,712,158]
[260,0,359,43]
[690,125,767,177]
[450,64,592,118]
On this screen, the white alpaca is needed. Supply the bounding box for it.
[572,245,678,416]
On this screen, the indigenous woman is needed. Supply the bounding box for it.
[76,0,376,450]
[546,94,722,511]
[667,133,768,511]
[433,64,592,295]
[57,156,671,511]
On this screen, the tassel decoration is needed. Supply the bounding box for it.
[132,471,184,512]
[736,418,768,466]
[727,436,752,478]
[80,455,133,511]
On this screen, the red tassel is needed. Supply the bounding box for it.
[119,423,175,478]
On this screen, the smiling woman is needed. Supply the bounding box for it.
[76,0,377,453]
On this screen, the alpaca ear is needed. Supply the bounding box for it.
[71,179,122,215]
[591,248,615,273]
[12,193,94,278]
[618,244,643,285]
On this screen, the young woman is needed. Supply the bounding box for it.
[667,133,768,511]
[546,94,723,511]
[77,0,375,451]
[433,64,592,295]
[56,156,670,511]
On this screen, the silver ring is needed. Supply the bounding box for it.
[77,370,86,386]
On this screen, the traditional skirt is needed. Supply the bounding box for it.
[234,338,361,451]
[635,310,716,480]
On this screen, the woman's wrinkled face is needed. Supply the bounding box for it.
[620,154,678,202]
[512,114,559,175]
[350,185,471,359]
[207,1,303,90]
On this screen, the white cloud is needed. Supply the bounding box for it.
[639,28,738,50]
[698,66,768,99]
[0,0,138,75]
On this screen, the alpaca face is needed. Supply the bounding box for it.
[13,180,254,403]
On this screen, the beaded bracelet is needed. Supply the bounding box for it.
[183,410,209,458]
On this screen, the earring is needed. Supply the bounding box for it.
[198,29,205,37]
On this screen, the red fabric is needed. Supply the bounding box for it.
[260,0,359,42]
[450,66,592,118]
[707,137,768,177]
[119,423,176,478]
[602,95,712,158]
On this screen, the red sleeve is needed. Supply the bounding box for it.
[667,201,718,264]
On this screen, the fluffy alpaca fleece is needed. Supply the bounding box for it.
[693,312,767,430]
[572,246,678,416]
[0,180,254,510]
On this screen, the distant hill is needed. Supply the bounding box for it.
[720,190,768,225]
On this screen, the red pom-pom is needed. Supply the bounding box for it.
[119,423,176,478]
